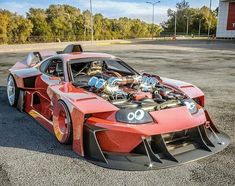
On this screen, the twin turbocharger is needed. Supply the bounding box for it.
[87,74,160,99]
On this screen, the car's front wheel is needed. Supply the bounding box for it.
[7,74,19,107]
[53,100,73,145]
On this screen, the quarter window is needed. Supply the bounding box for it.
[40,58,64,79]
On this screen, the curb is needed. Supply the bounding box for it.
[0,40,132,53]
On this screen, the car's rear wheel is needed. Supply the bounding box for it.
[53,100,73,145]
[7,74,19,107]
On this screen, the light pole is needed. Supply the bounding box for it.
[174,11,177,37]
[90,0,94,43]
[146,1,160,40]
[197,18,202,37]
[208,0,212,39]
[184,15,189,35]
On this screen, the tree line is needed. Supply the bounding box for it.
[162,0,217,36]
[0,1,218,44]
[0,4,163,44]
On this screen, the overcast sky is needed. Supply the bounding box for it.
[0,0,219,23]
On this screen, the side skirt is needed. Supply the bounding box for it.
[28,109,54,133]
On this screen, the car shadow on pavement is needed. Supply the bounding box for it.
[0,86,78,159]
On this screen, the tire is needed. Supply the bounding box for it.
[7,74,19,107]
[53,100,73,145]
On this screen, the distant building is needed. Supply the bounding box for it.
[216,0,235,38]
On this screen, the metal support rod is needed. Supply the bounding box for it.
[208,125,225,145]
[184,14,189,35]
[90,0,94,44]
[186,17,189,35]
[152,4,155,40]
[199,19,201,37]
[174,11,177,37]
[146,1,160,40]
[208,0,212,40]
[142,137,153,168]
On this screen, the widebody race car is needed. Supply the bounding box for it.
[7,44,230,170]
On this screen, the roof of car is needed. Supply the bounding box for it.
[59,52,115,62]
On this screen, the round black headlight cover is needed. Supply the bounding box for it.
[116,109,153,124]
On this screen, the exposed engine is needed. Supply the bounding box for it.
[85,73,187,112]
[71,60,197,114]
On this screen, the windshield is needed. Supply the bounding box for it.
[68,58,138,84]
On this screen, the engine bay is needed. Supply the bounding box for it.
[87,74,187,111]
[71,59,190,112]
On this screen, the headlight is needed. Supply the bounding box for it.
[116,109,153,124]
[182,99,198,114]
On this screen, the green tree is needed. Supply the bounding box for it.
[199,6,217,34]
[83,10,92,40]
[117,17,132,38]
[162,0,217,35]
[0,10,10,43]
[94,13,104,40]
[7,14,33,43]
[46,5,81,41]
[27,8,52,41]
[1,4,163,44]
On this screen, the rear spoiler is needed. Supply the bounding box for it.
[57,44,83,54]
[24,44,83,67]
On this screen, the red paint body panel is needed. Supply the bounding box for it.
[24,91,53,133]
[48,83,119,114]
[162,77,204,99]
[96,131,142,153]
[87,107,206,136]
[86,107,206,153]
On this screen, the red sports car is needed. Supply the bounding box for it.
[7,44,230,170]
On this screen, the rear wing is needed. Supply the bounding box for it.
[24,44,83,67]
[58,44,83,54]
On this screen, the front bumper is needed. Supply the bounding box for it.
[83,123,230,170]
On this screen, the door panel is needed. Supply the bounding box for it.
[32,57,64,120]
[33,74,53,120]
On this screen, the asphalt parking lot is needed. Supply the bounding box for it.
[0,40,234,186]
